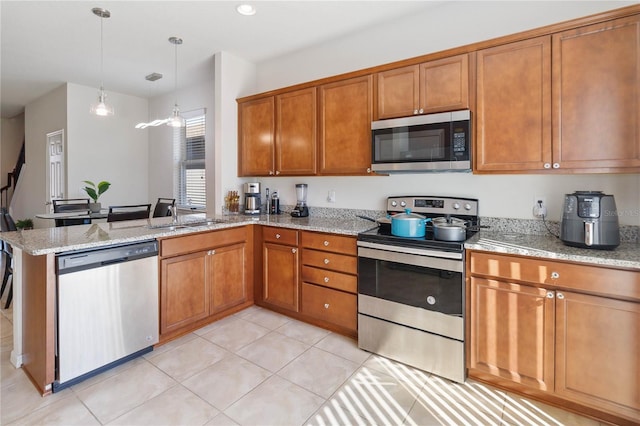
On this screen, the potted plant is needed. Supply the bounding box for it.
[83,180,111,212]
[15,218,34,230]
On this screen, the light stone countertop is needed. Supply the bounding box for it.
[0,213,378,256]
[465,231,640,270]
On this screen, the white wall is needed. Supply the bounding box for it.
[16,83,148,227]
[249,1,640,226]
[214,51,257,214]
[17,84,67,226]
[66,84,149,207]
[1,113,25,187]
[147,57,216,210]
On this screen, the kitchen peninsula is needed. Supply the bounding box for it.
[1,213,375,396]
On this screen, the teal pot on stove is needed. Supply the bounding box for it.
[390,209,431,238]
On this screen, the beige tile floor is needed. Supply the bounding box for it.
[0,289,607,425]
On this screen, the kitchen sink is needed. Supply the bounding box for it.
[147,218,227,230]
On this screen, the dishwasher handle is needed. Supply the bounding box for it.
[57,240,158,275]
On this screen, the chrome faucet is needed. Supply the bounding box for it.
[169,205,178,223]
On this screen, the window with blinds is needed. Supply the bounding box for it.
[174,109,206,209]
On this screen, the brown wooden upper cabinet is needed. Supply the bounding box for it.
[476,15,640,173]
[319,75,373,175]
[238,88,317,177]
[375,54,470,120]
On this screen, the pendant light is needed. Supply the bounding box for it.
[90,7,114,117]
[167,37,185,128]
[135,37,185,129]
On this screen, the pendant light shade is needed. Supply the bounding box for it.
[167,37,185,128]
[90,8,113,116]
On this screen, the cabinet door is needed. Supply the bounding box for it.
[263,242,299,312]
[319,75,373,175]
[238,97,275,176]
[276,88,317,175]
[210,242,247,314]
[376,65,420,119]
[420,53,469,114]
[552,16,640,171]
[555,291,640,419]
[469,277,555,391]
[475,36,552,172]
[160,251,209,334]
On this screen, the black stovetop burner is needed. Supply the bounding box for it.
[357,195,480,253]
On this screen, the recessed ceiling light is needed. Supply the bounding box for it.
[236,4,256,16]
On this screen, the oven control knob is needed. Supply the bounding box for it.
[464,203,472,211]
[426,296,436,305]
[391,201,397,207]
[400,201,406,207]
[452,202,460,210]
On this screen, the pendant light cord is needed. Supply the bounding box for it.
[99,15,104,90]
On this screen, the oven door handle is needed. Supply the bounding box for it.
[358,246,463,273]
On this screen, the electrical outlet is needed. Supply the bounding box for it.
[533,196,547,218]
[327,190,336,203]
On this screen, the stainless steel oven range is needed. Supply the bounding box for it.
[357,196,479,383]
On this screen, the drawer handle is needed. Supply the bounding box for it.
[324,303,330,309]
[324,277,329,283]
[292,248,297,254]
[546,291,554,299]
[557,292,565,300]
[323,241,330,246]
[275,233,281,239]
[551,271,560,279]
[324,258,330,264]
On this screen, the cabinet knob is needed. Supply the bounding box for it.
[557,292,565,300]
[418,108,424,114]
[275,233,281,239]
[275,170,280,175]
[324,258,330,264]
[323,241,329,246]
[324,303,330,309]
[366,167,371,173]
[413,109,419,115]
[543,163,551,169]
[324,277,329,283]
[269,171,274,175]
[551,271,560,279]
[546,291,555,299]
[292,248,297,254]
[552,163,560,169]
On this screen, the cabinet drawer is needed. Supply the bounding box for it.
[302,249,357,274]
[262,226,298,245]
[161,226,247,257]
[301,231,356,255]
[301,283,357,331]
[302,266,357,293]
[469,251,640,301]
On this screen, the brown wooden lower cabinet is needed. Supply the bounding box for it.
[159,226,253,341]
[467,250,640,424]
[301,282,356,330]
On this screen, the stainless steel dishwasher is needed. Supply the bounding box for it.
[54,240,159,391]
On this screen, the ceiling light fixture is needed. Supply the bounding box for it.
[90,7,114,117]
[236,4,256,16]
[135,38,186,129]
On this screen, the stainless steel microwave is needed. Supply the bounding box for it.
[371,110,471,173]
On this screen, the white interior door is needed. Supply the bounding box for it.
[46,129,65,213]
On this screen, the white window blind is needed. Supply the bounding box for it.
[174,109,206,209]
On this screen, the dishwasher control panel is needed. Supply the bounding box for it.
[57,240,158,275]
